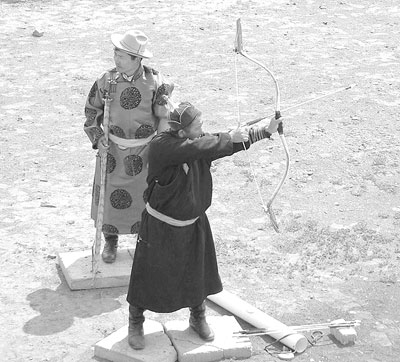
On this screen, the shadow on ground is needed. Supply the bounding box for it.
[24,266,126,335]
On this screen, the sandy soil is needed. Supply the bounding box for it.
[1,0,399,361]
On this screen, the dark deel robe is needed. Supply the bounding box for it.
[127,130,247,312]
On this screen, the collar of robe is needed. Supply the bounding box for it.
[117,66,144,82]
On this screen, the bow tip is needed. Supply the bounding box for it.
[234,18,243,54]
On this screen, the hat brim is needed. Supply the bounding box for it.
[111,33,153,59]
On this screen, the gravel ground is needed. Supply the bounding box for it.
[1,0,399,361]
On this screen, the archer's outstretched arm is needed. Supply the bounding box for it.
[247,116,282,144]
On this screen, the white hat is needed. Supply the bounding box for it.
[111,30,153,59]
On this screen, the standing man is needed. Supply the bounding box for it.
[126,102,282,349]
[84,30,173,263]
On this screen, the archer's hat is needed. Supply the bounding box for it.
[111,30,153,59]
[168,102,202,131]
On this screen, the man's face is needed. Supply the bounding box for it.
[181,116,204,140]
[113,49,139,75]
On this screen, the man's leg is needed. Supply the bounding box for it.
[102,233,118,263]
[128,304,145,350]
[189,301,214,341]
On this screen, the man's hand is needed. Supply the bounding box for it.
[229,126,249,143]
[97,135,109,151]
[265,116,283,135]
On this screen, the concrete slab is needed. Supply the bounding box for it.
[94,319,177,362]
[164,315,252,362]
[57,248,134,290]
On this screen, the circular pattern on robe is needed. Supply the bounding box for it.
[91,127,104,144]
[106,153,116,174]
[88,81,98,98]
[84,107,97,126]
[131,222,141,234]
[120,87,141,109]
[94,184,100,206]
[110,189,132,209]
[135,124,154,139]
[102,224,119,234]
[124,155,143,176]
[110,125,126,138]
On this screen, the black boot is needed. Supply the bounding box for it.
[128,305,145,350]
[102,234,118,263]
[189,301,214,341]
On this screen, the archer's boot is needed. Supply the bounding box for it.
[102,234,118,263]
[128,305,145,350]
[189,301,214,341]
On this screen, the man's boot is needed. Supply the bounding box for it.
[189,301,214,341]
[102,234,118,263]
[128,305,145,350]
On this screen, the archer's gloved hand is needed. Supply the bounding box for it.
[248,116,284,145]
[265,116,283,135]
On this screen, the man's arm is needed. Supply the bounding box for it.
[83,75,106,149]
[152,71,174,134]
[150,132,234,167]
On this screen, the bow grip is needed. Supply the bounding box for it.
[275,110,283,135]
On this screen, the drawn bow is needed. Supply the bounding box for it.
[234,18,290,232]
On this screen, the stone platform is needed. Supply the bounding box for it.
[57,248,134,290]
[94,319,177,362]
[94,316,252,362]
[165,315,252,362]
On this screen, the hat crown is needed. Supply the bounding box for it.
[121,30,147,50]
[111,30,153,58]
[169,102,201,130]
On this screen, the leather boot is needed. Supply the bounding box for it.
[102,234,118,263]
[189,301,214,341]
[128,305,145,350]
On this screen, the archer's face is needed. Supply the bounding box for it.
[180,116,204,140]
[113,49,140,75]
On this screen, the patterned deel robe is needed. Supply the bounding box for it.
[84,65,172,235]
[127,130,247,313]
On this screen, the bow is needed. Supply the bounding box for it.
[234,18,290,232]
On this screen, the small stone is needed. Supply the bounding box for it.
[40,202,56,208]
[330,223,344,231]
[32,30,44,37]
[351,187,363,196]
[330,325,357,345]
[278,351,295,360]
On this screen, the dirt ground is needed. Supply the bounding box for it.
[1,0,399,361]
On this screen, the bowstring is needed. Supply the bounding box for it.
[234,54,241,128]
[234,51,269,215]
